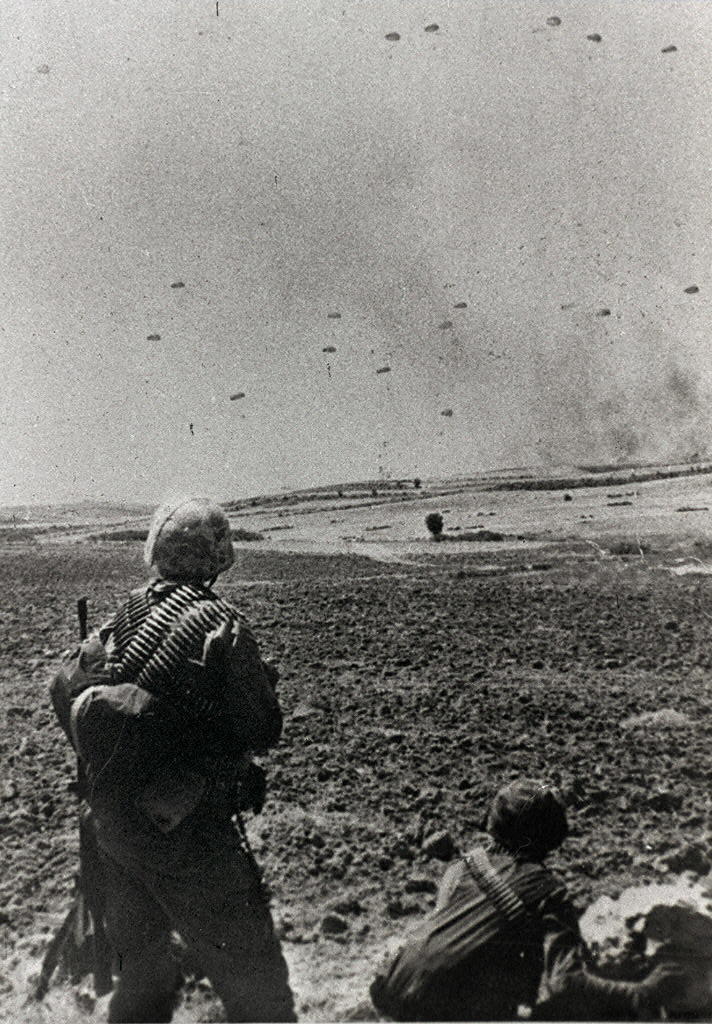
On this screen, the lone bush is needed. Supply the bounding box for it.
[425,512,444,539]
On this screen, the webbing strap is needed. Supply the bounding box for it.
[464,848,528,926]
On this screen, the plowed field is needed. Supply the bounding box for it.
[1,539,711,1021]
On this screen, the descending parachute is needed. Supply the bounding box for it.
[441,409,453,417]
[596,308,611,317]
[376,366,391,375]
[230,392,246,401]
[147,333,161,341]
[684,285,699,294]
[171,282,185,289]
[454,302,467,309]
[385,32,400,41]
[587,33,602,42]
[661,45,677,53]
[546,16,561,26]
[327,312,341,319]
[424,23,439,33]
[439,320,453,330]
[323,346,337,353]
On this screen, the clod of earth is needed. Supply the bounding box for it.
[321,912,349,935]
[622,708,693,730]
[404,874,437,895]
[654,844,711,877]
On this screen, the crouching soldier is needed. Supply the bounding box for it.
[51,498,296,1023]
[370,779,687,1021]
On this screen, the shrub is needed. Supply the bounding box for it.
[232,528,263,542]
[608,539,650,556]
[425,512,444,539]
[91,529,149,542]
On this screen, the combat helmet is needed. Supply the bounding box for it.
[144,498,234,582]
[487,779,568,861]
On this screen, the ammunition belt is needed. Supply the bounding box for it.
[107,584,245,719]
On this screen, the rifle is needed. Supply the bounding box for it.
[33,597,113,1001]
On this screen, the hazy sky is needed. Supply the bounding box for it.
[2,0,711,505]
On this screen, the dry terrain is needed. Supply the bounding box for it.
[1,469,712,1021]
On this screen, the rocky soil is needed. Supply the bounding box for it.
[1,539,712,1021]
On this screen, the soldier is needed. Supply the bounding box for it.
[371,779,687,1021]
[51,498,295,1023]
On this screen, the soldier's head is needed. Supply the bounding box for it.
[487,779,568,861]
[144,498,234,583]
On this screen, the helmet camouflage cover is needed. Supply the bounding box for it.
[144,498,235,582]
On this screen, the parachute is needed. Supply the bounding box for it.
[684,285,699,294]
[323,346,337,354]
[662,45,677,53]
[424,23,439,33]
[385,32,400,41]
[171,282,185,289]
[596,308,611,317]
[546,16,561,26]
[441,409,453,417]
[327,312,341,319]
[587,33,602,42]
[439,320,453,330]
[230,392,246,401]
[147,334,161,341]
[376,366,391,375]
[454,302,467,309]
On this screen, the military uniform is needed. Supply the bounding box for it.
[60,500,295,1023]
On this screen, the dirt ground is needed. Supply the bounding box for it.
[1,483,712,1021]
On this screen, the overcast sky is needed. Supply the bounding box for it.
[2,0,711,505]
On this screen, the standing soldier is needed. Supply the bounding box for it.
[50,498,295,1023]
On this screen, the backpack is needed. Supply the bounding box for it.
[50,585,282,828]
[370,848,566,1022]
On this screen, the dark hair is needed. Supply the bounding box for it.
[487,779,568,861]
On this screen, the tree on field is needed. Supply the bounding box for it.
[425,512,444,540]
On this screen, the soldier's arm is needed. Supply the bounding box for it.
[536,892,686,1020]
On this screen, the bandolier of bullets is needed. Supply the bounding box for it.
[107,584,253,804]
[465,848,528,925]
